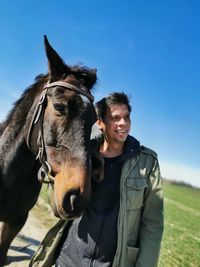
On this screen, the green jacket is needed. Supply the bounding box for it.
[29,146,163,267]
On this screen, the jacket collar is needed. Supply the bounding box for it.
[119,135,140,162]
[91,134,140,162]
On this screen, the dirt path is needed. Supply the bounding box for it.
[4,199,58,267]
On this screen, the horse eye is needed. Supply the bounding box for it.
[53,103,67,114]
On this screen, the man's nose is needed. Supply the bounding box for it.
[118,117,126,124]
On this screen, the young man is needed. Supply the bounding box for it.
[30,92,163,267]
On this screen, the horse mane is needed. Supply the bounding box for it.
[1,74,48,132]
[0,123,4,136]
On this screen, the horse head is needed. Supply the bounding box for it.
[27,36,97,219]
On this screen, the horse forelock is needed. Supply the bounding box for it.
[70,65,97,90]
[54,66,97,91]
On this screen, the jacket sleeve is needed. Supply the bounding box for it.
[135,159,164,267]
[29,219,68,267]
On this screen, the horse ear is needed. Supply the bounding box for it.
[44,35,70,81]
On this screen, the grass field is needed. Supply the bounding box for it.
[159,181,200,267]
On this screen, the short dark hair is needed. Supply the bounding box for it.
[95,92,131,121]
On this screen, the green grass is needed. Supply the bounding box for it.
[159,182,200,267]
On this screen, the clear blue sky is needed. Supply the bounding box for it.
[0,1,199,187]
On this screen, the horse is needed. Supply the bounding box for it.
[0,36,98,266]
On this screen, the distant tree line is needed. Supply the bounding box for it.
[162,177,199,189]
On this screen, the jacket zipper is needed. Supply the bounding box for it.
[89,212,107,267]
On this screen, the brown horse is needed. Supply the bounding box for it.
[0,36,98,266]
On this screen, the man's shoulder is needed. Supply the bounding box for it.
[140,145,158,159]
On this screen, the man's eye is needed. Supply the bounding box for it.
[112,116,119,121]
[53,103,68,114]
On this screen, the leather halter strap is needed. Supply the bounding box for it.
[26,80,94,184]
[45,81,94,102]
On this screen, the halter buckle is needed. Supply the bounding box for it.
[38,161,55,184]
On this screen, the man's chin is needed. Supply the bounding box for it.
[116,136,128,143]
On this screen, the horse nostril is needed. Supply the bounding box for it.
[63,189,80,214]
[70,194,77,211]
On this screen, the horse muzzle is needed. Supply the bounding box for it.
[49,186,89,220]
[47,164,91,220]
[61,188,85,219]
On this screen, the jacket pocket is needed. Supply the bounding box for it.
[126,178,147,210]
[127,246,139,264]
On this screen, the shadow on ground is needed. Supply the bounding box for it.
[5,234,40,266]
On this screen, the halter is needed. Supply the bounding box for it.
[26,81,94,184]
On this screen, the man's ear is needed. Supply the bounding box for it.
[96,119,103,130]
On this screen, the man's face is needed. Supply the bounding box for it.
[98,104,131,143]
